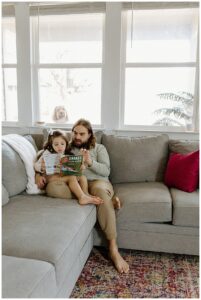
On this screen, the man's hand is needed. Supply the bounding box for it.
[80,163,86,171]
[35,173,46,189]
[80,149,92,167]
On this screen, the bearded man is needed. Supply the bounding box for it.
[36,119,129,274]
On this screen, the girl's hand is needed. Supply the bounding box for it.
[80,163,86,171]
[41,159,46,173]
[36,174,46,189]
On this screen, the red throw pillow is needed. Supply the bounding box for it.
[164,150,199,193]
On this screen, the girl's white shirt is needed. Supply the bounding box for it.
[34,149,51,173]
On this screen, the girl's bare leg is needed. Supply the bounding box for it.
[57,175,103,205]
[78,175,89,195]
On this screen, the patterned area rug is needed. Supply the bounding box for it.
[71,247,199,298]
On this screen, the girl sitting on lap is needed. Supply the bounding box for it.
[34,130,103,206]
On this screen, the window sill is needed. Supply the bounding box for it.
[2,122,105,131]
[2,123,199,140]
[115,127,199,140]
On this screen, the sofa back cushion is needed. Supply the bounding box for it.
[2,142,27,197]
[169,139,199,154]
[102,134,169,184]
[29,134,44,150]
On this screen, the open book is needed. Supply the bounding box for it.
[43,153,83,176]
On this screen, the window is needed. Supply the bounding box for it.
[31,3,105,125]
[2,2,199,133]
[122,4,199,131]
[2,5,18,122]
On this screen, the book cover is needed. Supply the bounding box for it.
[43,153,83,176]
[60,155,83,176]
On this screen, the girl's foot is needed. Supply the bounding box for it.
[112,196,121,210]
[79,194,104,205]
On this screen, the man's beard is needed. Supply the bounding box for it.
[71,140,89,149]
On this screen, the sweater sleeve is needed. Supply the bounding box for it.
[88,144,110,177]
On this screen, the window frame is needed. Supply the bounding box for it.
[2,65,18,124]
[120,3,199,132]
[2,3,33,127]
[30,4,105,128]
[2,6,18,124]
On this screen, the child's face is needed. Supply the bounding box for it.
[52,136,67,154]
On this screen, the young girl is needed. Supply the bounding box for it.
[34,130,103,206]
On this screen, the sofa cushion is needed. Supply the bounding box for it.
[102,134,169,183]
[171,188,199,227]
[31,134,45,150]
[2,195,96,289]
[93,222,199,255]
[2,255,57,298]
[113,182,172,224]
[164,151,199,193]
[2,184,9,206]
[2,141,27,197]
[169,139,199,154]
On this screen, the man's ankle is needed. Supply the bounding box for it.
[108,239,118,251]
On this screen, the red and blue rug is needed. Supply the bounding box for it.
[71,247,199,298]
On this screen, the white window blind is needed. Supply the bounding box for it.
[31,2,105,125]
[30,2,105,15]
[122,2,199,131]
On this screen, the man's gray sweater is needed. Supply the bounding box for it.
[71,143,110,181]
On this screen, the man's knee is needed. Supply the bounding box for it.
[89,180,114,200]
[89,186,110,200]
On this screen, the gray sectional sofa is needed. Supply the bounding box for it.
[2,132,199,298]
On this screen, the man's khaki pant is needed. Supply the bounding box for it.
[88,180,117,240]
[46,179,117,240]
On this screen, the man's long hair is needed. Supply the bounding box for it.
[71,119,96,149]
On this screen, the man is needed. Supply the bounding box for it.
[36,119,129,274]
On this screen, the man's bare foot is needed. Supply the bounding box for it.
[109,248,129,274]
[79,194,104,205]
[112,196,121,210]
